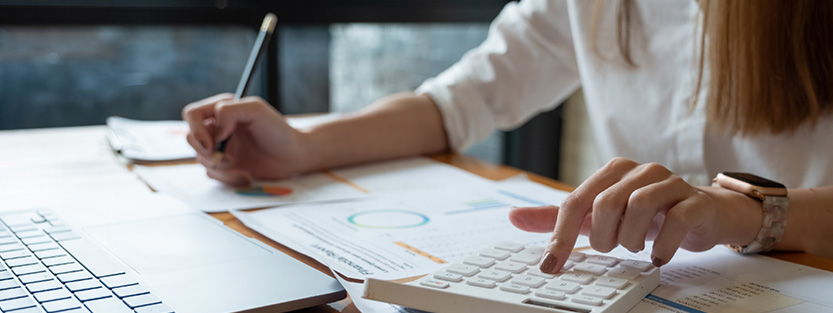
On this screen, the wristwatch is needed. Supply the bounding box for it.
[713,172,789,254]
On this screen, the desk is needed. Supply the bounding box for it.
[5,126,833,312]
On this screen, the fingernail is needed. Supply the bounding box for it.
[651,256,665,267]
[540,252,558,273]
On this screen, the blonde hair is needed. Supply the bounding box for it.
[594,0,833,135]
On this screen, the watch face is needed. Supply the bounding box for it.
[722,172,785,188]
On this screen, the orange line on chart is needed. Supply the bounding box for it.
[394,242,447,264]
[321,170,370,194]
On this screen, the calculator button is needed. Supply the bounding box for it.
[568,251,586,262]
[586,255,619,267]
[493,242,525,253]
[446,264,479,276]
[582,286,616,299]
[535,289,567,300]
[510,247,544,264]
[433,272,463,282]
[465,278,496,288]
[510,275,545,287]
[572,295,604,306]
[477,269,511,282]
[526,268,555,278]
[495,261,527,274]
[607,268,640,280]
[545,281,581,294]
[561,272,594,284]
[499,284,530,294]
[572,262,607,275]
[420,279,449,289]
[620,260,653,272]
[595,277,629,289]
[463,256,496,268]
[479,248,510,260]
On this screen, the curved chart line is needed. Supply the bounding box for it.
[347,209,430,229]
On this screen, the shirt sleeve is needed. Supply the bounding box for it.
[416,0,581,151]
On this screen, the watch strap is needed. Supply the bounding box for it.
[729,195,789,254]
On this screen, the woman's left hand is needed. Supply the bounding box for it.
[509,157,761,273]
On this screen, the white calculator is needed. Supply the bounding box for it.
[363,242,659,313]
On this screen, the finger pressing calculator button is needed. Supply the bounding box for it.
[419,279,449,289]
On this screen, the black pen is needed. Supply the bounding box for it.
[212,12,278,166]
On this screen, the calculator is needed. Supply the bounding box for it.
[363,242,659,313]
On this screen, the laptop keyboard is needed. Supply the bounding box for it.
[0,210,173,313]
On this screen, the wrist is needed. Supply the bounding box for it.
[699,186,764,247]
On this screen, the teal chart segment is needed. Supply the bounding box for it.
[347,209,430,229]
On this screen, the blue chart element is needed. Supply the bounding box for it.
[644,295,706,313]
[497,190,549,206]
[347,209,430,229]
[445,198,510,215]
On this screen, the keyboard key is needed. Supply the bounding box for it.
[27,242,60,252]
[112,284,149,298]
[57,271,93,284]
[66,280,103,293]
[596,276,629,289]
[479,248,510,260]
[3,214,38,227]
[561,272,594,284]
[26,280,62,293]
[0,243,25,253]
[535,289,567,300]
[12,264,47,276]
[0,237,19,246]
[572,262,607,275]
[0,279,21,290]
[6,256,38,268]
[586,255,619,267]
[495,261,527,274]
[465,278,496,288]
[476,269,511,282]
[6,306,43,313]
[50,263,84,275]
[510,274,545,287]
[509,247,544,264]
[1,250,31,260]
[49,232,80,242]
[85,297,135,313]
[14,230,43,239]
[134,303,175,313]
[123,293,162,308]
[42,297,82,313]
[568,251,586,262]
[620,260,653,272]
[607,267,640,280]
[445,264,479,276]
[572,295,604,306]
[34,288,72,303]
[493,242,525,253]
[100,274,138,289]
[582,286,616,299]
[0,270,12,280]
[419,279,449,289]
[21,236,51,246]
[31,216,47,224]
[462,256,495,268]
[75,288,113,302]
[545,281,581,293]
[43,256,75,267]
[0,295,37,311]
[19,272,53,284]
[433,272,463,283]
[60,240,125,278]
[35,249,67,260]
[0,287,28,301]
[43,226,72,234]
[10,225,37,233]
[499,284,530,294]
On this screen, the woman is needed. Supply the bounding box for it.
[183,0,833,273]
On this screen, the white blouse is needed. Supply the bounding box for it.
[417,0,833,188]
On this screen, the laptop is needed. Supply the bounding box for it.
[2,190,345,313]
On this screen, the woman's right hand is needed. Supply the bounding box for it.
[182,93,312,186]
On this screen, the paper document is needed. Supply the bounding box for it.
[134,164,367,212]
[106,116,196,163]
[233,180,586,280]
